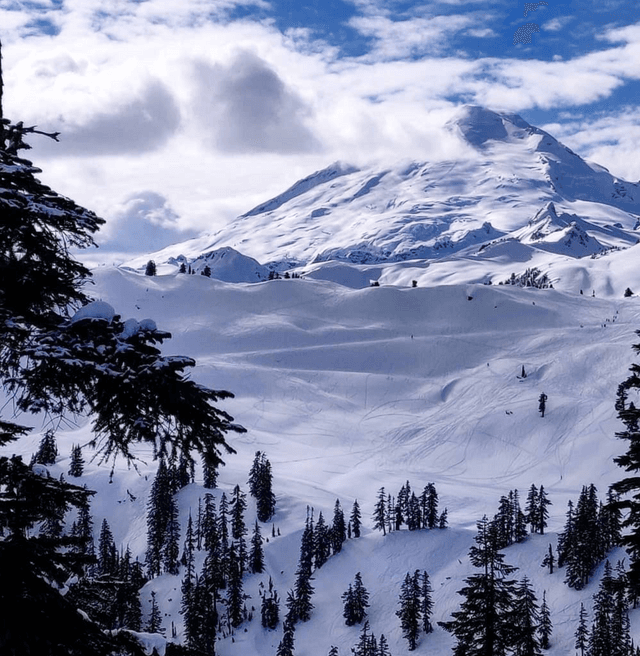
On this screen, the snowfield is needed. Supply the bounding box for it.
[8,264,640,655]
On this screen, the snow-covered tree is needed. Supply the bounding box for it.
[342,572,370,626]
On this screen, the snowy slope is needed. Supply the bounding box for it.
[8,267,640,655]
[123,106,640,285]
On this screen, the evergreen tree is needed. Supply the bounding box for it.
[557,500,575,568]
[314,511,332,569]
[249,520,265,574]
[248,450,276,522]
[420,571,433,634]
[538,393,547,417]
[276,621,295,656]
[439,507,449,529]
[226,541,245,628]
[587,562,615,656]
[145,458,171,578]
[541,544,555,575]
[575,603,588,656]
[68,443,85,477]
[180,512,195,569]
[538,590,552,650]
[396,570,422,650]
[537,485,551,535]
[230,484,248,575]
[511,576,542,656]
[145,260,157,276]
[406,492,421,531]
[147,590,163,634]
[202,265,211,278]
[0,53,243,655]
[421,482,439,529]
[373,487,387,535]
[162,494,181,575]
[378,634,391,656]
[525,484,539,533]
[261,577,280,629]
[97,518,117,577]
[73,491,95,558]
[332,499,347,554]
[440,516,518,656]
[328,647,339,656]
[342,572,370,626]
[350,499,362,538]
[33,429,58,465]
[179,262,187,274]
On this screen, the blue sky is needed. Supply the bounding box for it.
[2,0,640,257]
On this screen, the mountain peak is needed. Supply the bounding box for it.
[447,105,534,148]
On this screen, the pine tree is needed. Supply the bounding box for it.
[332,499,347,554]
[557,500,575,568]
[249,520,265,574]
[145,260,157,276]
[33,429,58,465]
[68,444,85,477]
[350,499,362,538]
[575,603,589,656]
[180,512,195,568]
[378,634,391,656]
[396,570,422,650]
[202,265,211,278]
[440,516,518,656]
[179,262,187,273]
[373,487,387,535]
[97,518,117,577]
[421,482,439,529]
[537,485,551,535]
[541,544,555,574]
[538,590,552,649]
[248,450,276,522]
[145,458,172,578]
[293,519,315,622]
[511,576,542,656]
[328,647,339,656]
[587,562,615,656]
[538,393,547,417]
[276,621,295,656]
[439,507,448,528]
[525,484,539,533]
[226,542,245,628]
[314,511,332,569]
[342,572,370,625]
[420,571,433,634]
[162,494,181,575]
[261,577,280,629]
[147,590,163,634]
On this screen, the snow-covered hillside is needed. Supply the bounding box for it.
[122,106,640,292]
[11,267,640,655]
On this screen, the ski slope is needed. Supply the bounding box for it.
[8,266,640,655]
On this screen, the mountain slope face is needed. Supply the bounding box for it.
[188,106,640,269]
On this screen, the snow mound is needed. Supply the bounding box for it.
[188,247,269,282]
[70,300,116,323]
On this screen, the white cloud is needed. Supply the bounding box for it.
[542,16,573,32]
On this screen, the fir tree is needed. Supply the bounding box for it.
[97,518,117,577]
[575,603,588,656]
[248,450,276,522]
[180,512,195,569]
[179,262,187,274]
[332,499,347,554]
[557,499,575,568]
[538,393,547,417]
[314,511,332,569]
[33,429,58,465]
[420,571,433,634]
[439,507,448,529]
[68,443,85,477]
[587,562,615,656]
[511,576,542,656]
[145,260,157,276]
[421,482,439,529]
[145,458,172,578]
[350,499,362,538]
[541,544,555,575]
[538,590,552,650]
[378,634,391,656]
[373,487,387,535]
[202,265,211,278]
[162,494,181,575]
[276,621,295,656]
[249,520,265,574]
[261,577,280,629]
[525,484,539,533]
[396,570,422,650]
[342,572,370,626]
[537,485,552,535]
[440,516,518,656]
[147,590,163,634]
[226,541,245,628]
[328,647,339,656]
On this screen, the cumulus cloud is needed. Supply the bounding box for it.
[99,191,198,252]
[191,51,322,154]
[36,80,180,156]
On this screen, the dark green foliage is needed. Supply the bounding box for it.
[147,590,163,634]
[575,603,588,656]
[624,287,634,297]
[69,443,84,477]
[97,518,118,577]
[373,487,387,535]
[276,621,295,656]
[538,590,552,650]
[350,499,362,538]
[248,451,276,522]
[538,393,547,417]
[420,571,433,634]
[610,335,640,596]
[249,520,265,574]
[179,262,187,274]
[33,429,58,465]
[440,516,518,656]
[261,576,280,629]
[352,621,379,656]
[202,265,211,278]
[342,572,370,626]
[225,541,245,628]
[314,511,331,569]
[396,571,422,650]
[145,260,157,276]
[421,482,439,529]
[541,544,555,575]
[162,495,181,575]
[511,576,542,656]
[332,499,346,553]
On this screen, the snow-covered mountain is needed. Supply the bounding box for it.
[127,106,640,292]
[10,265,640,655]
